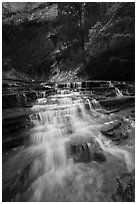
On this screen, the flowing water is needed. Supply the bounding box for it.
[3,89,134,201]
[109,81,114,88]
[23,93,27,105]
[115,87,123,97]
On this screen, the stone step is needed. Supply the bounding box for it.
[99,96,135,109]
[2,89,56,108]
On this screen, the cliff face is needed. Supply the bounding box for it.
[3,3,58,81]
[2,2,135,82]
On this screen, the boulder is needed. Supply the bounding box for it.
[68,138,106,163]
[101,120,122,137]
[112,173,135,202]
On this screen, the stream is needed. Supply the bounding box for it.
[2,87,135,202]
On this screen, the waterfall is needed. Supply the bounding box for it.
[86,98,102,110]
[29,88,39,99]
[91,99,102,110]
[13,89,133,201]
[115,87,123,96]
[76,82,82,91]
[86,98,92,110]
[39,91,46,98]
[55,83,58,89]
[66,83,70,89]
[23,93,27,105]
[108,81,114,88]
[42,92,46,97]
[30,94,96,200]
[126,89,130,95]
[30,94,87,200]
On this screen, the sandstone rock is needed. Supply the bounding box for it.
[100,96,135,109]
[101,120,122,137]
[112,173,135,202]
[92,152,106,162]
[69,139,106,163]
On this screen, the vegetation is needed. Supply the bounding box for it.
[2,2,135,81]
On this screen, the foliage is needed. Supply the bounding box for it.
[87,2,135,55]
[2,2,135,81]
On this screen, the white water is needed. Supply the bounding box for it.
[91,99,102,109]
[23,93,27,105]
[115,87,123,96]
[108,81,114,88]
[28,91,134,201]
[108,82,123,96]
[40,91,46,98]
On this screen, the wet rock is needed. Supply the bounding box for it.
[101,120,122,138]
[120,132,128,140]
[101,119,130,144]
[91,87,115,92]
[3,90,42,108]
[111,137,120,145]
[100,96,135,109]
[2,114,32,151]
[70,145,77,155]
[72,143,91,163]
[103,130,115,138]
[69,139,106,163]
[82,81,111,89]
[25,92,37,102]
[92,152,106,162]
[3,94,17,108]
[112,173,135,202]
[3,162,32,202]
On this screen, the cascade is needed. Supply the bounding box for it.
[39,91,46,98]
[43,92,46,97]
[76,82,82,91]
[91,99,102,109]
[115,87,123,96]
[3,88,134,202]
[108,81,114,88]
[86,98,92,110]
[28,92,133,201]
[96,134,134,172]
[66,83,70,89]
[23,93,27,105]
[126,89,130,95]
